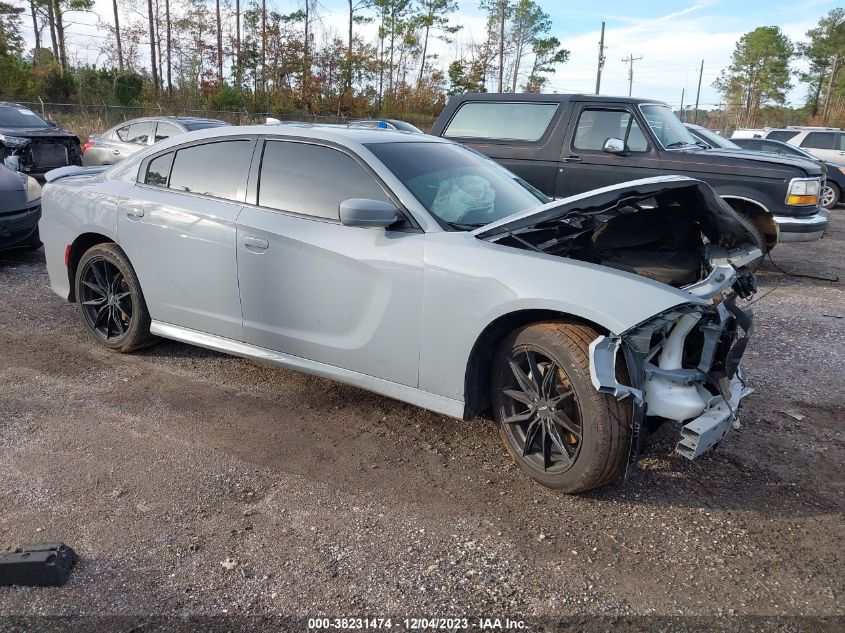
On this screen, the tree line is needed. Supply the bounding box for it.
[0,0,570,118]
[715,9,845,129]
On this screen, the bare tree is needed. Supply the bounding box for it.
[146,0,159,93]
[216,0,223,83]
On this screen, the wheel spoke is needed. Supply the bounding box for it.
[91,261,109,293]
[503,388,534,406]
[81,279,107,296]
[503,410,535,424]
[552,409,581,439]
[540,361,557,397]
[113,291,131,301]
[508,358,538,397]
[82,297,106,306]
[548,389,574,407]
[525,350,542,394]
[93,304,109,328]
[522,418,542,457]
[111,309,125,335]
[546,421,573,464]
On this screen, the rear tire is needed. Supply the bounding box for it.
[491,321,631,493]
[74,243,156,353]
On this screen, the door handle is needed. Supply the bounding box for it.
[112,149,121,155]
[126,208,144,219]
[242,236,269,251]
[562,155,581,162]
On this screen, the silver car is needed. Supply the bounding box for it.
[40,125,760,492]
[81,116,229,166]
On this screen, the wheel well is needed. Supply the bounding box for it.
[66,232,114,302]
[722,197,778,252]
[462,310,608,420]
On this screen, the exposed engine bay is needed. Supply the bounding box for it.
[476,177,761,465]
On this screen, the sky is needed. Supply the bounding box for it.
[14,0,842,109]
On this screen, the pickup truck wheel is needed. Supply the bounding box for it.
[822,183,840,209]
[491,321,631,493]
[733,214,766,272]
[75,243,156,353]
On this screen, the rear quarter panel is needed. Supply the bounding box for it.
[40,177,130,299]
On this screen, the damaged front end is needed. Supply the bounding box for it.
[476,176,760,466]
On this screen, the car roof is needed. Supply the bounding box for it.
[446,92,667,106]
[146,123,448,151]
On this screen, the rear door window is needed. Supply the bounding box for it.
[154,121,181,142]
[258,140,388,220]
[168,140,251,200]
[443,102,558,142]
[800,132,836,150]
[143,152,174,186]
[117,121,153,144]
[574,109,648,152]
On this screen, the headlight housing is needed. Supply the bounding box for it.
[25,175,41,203]
[785,178,821,206]
[0,134,31,148]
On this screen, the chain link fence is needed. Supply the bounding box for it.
[2,98,435,141]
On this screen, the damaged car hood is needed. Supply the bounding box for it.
[473,175,754,249]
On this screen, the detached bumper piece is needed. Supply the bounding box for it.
[0,542,78,587]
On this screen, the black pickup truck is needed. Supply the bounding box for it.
[429,94,829,248]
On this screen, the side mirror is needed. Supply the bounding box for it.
[46,119,59,128]
[603,137,626,155]
[339,198,400,229]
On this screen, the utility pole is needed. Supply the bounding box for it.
[693,59,703,125]
[594,21,606,95]
[622,53,642,97]
[679,88,685,122]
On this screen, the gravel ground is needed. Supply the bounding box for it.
[0,210,843,629]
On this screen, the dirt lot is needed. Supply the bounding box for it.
[0,211,843,628]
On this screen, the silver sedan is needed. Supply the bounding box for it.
[40,125,760,492]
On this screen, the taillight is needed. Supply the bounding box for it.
[81,140,94,154]
[64,244,72,267]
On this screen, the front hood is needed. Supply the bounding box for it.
[474,175,753,249]
[0,126,78,141]
[677,146,824,176]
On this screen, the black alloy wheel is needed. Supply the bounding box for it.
[79,257,133,342]
[499,347,582,474]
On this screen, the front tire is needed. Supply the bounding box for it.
[491,321,631,493]
[75,243,155,352]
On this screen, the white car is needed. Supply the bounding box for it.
[762,127,845,165]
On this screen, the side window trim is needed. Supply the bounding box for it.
[570,105,652,154]
[135,136,257,203]
[246,136,420,231]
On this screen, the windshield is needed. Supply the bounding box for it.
[640,104,695,149]
[691,126,740,149]
[365,141,546,229]
[0,105,50,129]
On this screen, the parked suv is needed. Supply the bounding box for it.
[82,116,229,166]
[757,127,845,165]
[0,102,82,182]
[429,94,829,246]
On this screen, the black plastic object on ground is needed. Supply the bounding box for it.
[0,542,77,587]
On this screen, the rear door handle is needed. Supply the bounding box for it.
[562,155,581,162]
[126,208,144,219]
[242,236,269,251]
[112,149,121,155]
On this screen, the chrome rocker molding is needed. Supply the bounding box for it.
[149,321,467,419]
